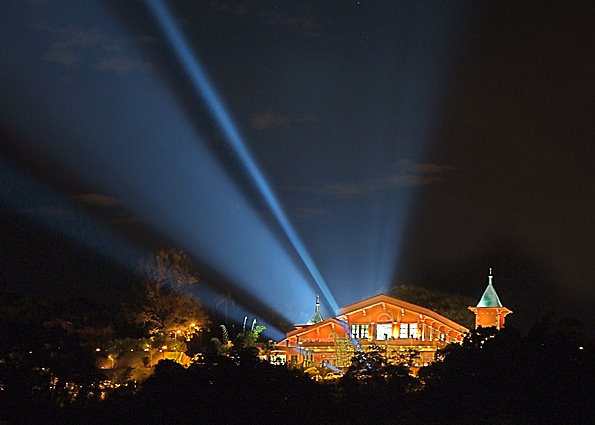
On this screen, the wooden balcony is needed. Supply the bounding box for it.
[292,337,450,349]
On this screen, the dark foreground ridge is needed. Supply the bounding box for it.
[1,320,592,425]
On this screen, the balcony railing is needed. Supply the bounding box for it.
[293,337,449,348]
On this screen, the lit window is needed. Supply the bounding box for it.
[399,323,420,339]
[351,324,369,339]
[409,323,418,338]
[400,323,409,338]
[270,354,286,365]
[376,323,392,340]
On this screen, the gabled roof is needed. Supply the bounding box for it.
[337,293,469,333]
[285,317,347,339]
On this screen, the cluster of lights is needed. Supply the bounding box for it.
[94,322,202,370]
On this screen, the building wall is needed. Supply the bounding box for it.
[274,294,469,370]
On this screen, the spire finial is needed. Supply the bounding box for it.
[307,295,324,324]
[489,267,493,285]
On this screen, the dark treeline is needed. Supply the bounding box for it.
[1,311,592,424]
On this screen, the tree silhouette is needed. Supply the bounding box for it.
[132,249,207,337]
[389,283,476,328]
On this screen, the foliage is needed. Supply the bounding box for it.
[132,249,207,336]
[141,248,198,290]
[109,356,327,425]
[206,319,268,369]
[2,287,594,424]
[229,322,265,365]
[388,283,476,329]
[0,317,105,423]
[233,321,265,349]
[332,332,354,368]
[103,337,143,358]
[1,308,594,424]
[387,347,421,368]
[346,345,414,382]
[347,344,388,378]
[210,324,231,356]
[418,324,594,424]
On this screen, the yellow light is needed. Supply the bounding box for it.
[95,348,101,352]
[177,330,182,334]
[191,323,196,327]
[162,345,168,350]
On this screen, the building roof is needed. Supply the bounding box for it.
[477,284,503,307]
[476,269,504,307]
[285,317,347,339]
[278,293,470,346]
[306,295,324,325]
[338,293,469,333]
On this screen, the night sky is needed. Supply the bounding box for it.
[2,1,594,332]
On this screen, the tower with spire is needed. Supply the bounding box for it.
[306,295,324,325]
[468,268,512,329]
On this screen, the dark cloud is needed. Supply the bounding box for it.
[259,8,321,37]
[95,56,152,75]
[39,26,151,75]
[316,182,370,199]
[19,0,49,5]
[306,160,455,199]
[7,206,67,217]
[209,1,247,16]
[41,27,104,67]
[72,193,141,224]
[43,48,80,67]
[250,112,317,130]
[208,2,320,36]
[250,112,289,130]
[290,207,327,221]
[72,193,117,208]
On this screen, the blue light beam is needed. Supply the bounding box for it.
[146,0,338,313]
[0,0,321,326]
[0,158,143,271]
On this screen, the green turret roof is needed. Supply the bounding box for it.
[306,295,324,325]
[477,268,503,307]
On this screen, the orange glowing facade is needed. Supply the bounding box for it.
[272,272,511,370]
[272,294,470,369]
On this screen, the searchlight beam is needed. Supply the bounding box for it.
[146,0,338,313]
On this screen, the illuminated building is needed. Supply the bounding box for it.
[272,294,469,368]
[272,271,511,369]
[468,268,512,329]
